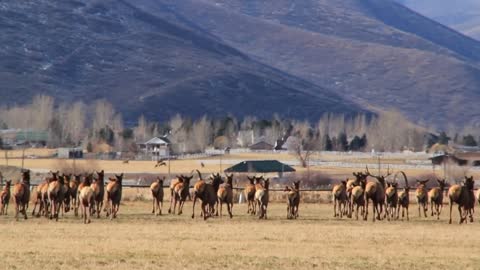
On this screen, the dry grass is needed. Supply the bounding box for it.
[1,202,479,270]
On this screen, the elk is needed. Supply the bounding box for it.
[90,170,105,218]
[350,177,367,220]
[79,184,94,224]
[428,179,447,220]
[77,174,93,219]
[364,166,391,222]
[150,177,165,216]
[332,180,347,218]
[285,180,301,219]
[12,169,31,221]
[70,174,80,216]
[172,174,193,215]
[217,173,234,218]
[0,180,12,215]
[168,176,182,214]
[244,176,256,215]
[346,172,365,218]
[415,179,430,218]
[448,176,475,224]
[255,178,270,219]
[385,181,398,221]
[59,174,71,216]
[106,173,124,219]
[47,171,64,221]
[191,171,223,220]
[396,171,410,221]
[31,179,49,217]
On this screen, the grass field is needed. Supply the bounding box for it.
[1,202,479,270]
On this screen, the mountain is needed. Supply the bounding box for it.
[155,0,480,127]
[396,0,480,40]
[0,0,366,123]
[2,0,480,127]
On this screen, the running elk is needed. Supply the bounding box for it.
[70,174,81,216]
[332,180,347,218]
[255,178,270,219]
[172,174,193,215]
[415,179,429,218]
[385,181,398,221]
[0,180,12,215]
[364,166,391,222]
[106,173,124,219]
[90,170,105,218]
[448,176,475,224]
[168,176,182,214]
[217,174,234,218]
[150,177,164,216]
[13,170,31,221]
[244,176,256,215]
[47,171,64,221]
[396,171,410,221]
[350,177,367,220]
[428,179,447,220]
[285,180,300,219]
[79,183,94,224]
[32,179,48,217]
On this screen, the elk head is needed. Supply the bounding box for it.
[437,179,447,190]
[416,179,429,187]
[463,176,475,190]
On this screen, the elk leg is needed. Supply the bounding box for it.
[191,194,197,218]
[449,200,453,224]
[333,199,337,217]
[364,199,369,221]
[228,202,233,219]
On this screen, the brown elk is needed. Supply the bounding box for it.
[350,177,367,220]
[428,179,447,220]
[168,176,182,214]
[448,176,475,224]
[255,178,270,219]
[415,179,430,218]
[70,174,81,216]
[150,177,165,216]
[332,180,347,218]
[385,181,398,221]
[79,184,94,224]
[217,173,234,218]
[77,174,93,219]
[244,176,256,215]
[106,173,124,219]
[90,170,105,218]
[12,169,31,221]
[31,179,49,217]
[191,171,223,220]
[364,166,391,222]
[285,180,301,219]
[0,180,12,215]
[396,171,410,221]
[47,171,64,221]
[346,172,366,218]
[172,174,193,215]
[58,174,71,217]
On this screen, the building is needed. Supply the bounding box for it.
[0,129,49,147]
[249,141,274,151]
[57,148,84,159]
[138,137,170,160]
[430,152,480,167]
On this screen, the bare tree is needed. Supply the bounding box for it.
[287,136,314,168]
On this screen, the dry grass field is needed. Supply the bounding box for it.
[1,201,479,270]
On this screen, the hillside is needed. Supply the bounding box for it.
[396,0,480,40]
[0,0,366,123]
[157,0,480,127]
[2,0,480,127]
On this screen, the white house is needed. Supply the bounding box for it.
[139,137,170,159]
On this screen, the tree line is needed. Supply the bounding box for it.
[0,95,478,154]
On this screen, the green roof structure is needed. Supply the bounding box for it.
[224,160,295,173]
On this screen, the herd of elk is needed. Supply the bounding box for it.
[2,168,480,225]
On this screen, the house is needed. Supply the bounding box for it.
[0,129,48,147]
[249,141,274,151]
[430,152,480,167]
[138,137,170,159]
[57,148,83,159]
